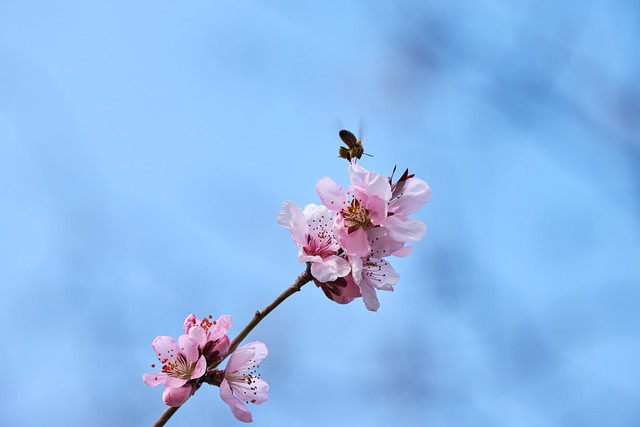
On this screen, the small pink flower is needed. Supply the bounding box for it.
[142,334,207,404]
[219,341,269,423]
[277,201,350,283]
[183,313,231,364]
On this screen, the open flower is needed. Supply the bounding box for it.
[317,162,430,257]
[142,334,207,406]
[277,201,350,283]
[219,341,269,423]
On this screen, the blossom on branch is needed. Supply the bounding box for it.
[277,201,350,283]
[184,313,232,365]
[142,334,207,406]
[280,161,431,311]
[143,313,232,407]
[219,341,269,423]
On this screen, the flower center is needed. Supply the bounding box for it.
[228,369,262,404]
[304,214,338,257]
[341,198,372,232]
[162,354,195,380]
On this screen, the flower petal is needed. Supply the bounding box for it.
[277,201,307,246]
[392,245,413,257]
[389,176,432,215]
[188,325,208,348]
[350,256,381,311]
[385,215,426,243]
[183,314,198,334]
[192,355,207,379]
[336,227,371,257]
[163,376,187,388]
[210,315,232,340]
[220,379,253,422]
[316,177,349,212]
[151,336,178,364]
[142,372,167,386]
[177,334,199,362]
[310,255,350,283]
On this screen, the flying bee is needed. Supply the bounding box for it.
[338,129,372,161]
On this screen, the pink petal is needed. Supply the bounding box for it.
[242,341,268,364]
[385,215,427,243]
[310,255,350,283]
[142,372,167,386]
[183,314,198,334]
[349,160,369,181]
[192,355,207,379]
[220,379,253,422]
[392,246,413,257]
[210,315,232,340]
[227,341,268,373]
[177,334,199,362]
[363,194,388,225]
[188,325,208,348]
[316,177,349,212]
[163,376,187,388]
[277,201,307,246]
[336,227,371,257]
[389,177,432,215]
[151,336,178,363]
[358,280,380,312]
[350,256,381,311]
[162,384,194,407]
[349,164,391,204]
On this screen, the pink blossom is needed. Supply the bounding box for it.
[277,201,350,283]
[220,341,269,423]
[183,313,231,364]
[317,162,430,256]
[142,334,207,402]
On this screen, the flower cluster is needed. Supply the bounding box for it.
[278,162,431,311]
[143,314,268,422]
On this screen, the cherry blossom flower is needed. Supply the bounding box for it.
[219,341,269,423]
[277,201,350,283]
[142,334,207,406]
[317,162,431,257]
[183,313,231,364]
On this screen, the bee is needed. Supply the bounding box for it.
[338,129,372,161]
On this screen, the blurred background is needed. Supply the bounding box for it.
[1,1,639,426]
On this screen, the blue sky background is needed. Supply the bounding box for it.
[1,1,639,426]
